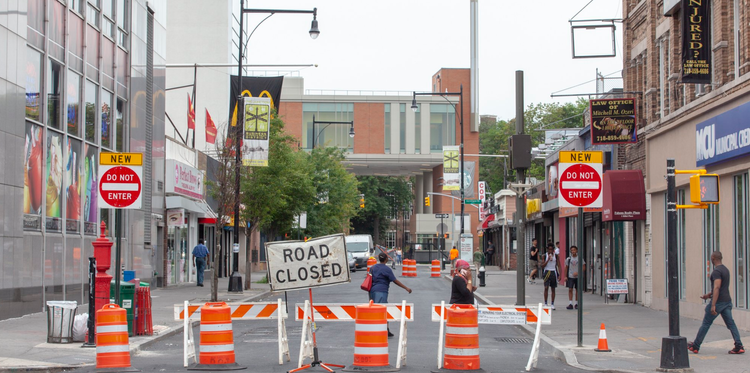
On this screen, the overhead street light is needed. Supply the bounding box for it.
[412,86,465,236]
[311,115,355,148]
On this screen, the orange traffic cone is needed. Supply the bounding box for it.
[595,323,611,352]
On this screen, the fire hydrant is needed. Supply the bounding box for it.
[478,265,486,287]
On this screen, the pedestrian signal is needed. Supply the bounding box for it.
[425,196,430,206]
[690,174,720,204]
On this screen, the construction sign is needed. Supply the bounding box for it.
[265,234,350,291]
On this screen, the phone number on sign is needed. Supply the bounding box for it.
[596,135,630,142]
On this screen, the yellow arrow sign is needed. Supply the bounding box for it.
[100,152,143,166]
[559,151,603,164]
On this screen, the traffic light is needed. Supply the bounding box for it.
[360,197,365,209]
[304,236,309,242]
[444,233,450,239]
[425,196,430,206]
[690,174,720,204]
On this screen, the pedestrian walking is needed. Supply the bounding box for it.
[450,245,459,274]
[396,248,403,265]
[565,246,585,310]
[555,241,561,256]
[527,238,539,283]
[192,240,209,287]
[541,244,560,309]
[450,259,477,305]
[484,241,495,266]
[369,252,412,337]
[688,251,745,354]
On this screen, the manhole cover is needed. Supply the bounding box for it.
[495,337,532,344]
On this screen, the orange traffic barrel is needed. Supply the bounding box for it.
[431,259,441,277]
[401,259,409,277]
[96,304,132,369]
[190,302,246,371]
[443,304,481,371]
[367,257,377,272]
[408,259,417,277]
[344,300,398,372]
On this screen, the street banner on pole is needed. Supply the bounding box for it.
[242,96,271,167]
[265,234,350,291]
[443,145,460,190]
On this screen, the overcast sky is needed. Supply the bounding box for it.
[241,0,624,121]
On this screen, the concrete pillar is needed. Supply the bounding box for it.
[415,175,424,214]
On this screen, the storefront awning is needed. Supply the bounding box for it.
[478,214,497,231]
[602,170,646,221]
[166,196,218,219]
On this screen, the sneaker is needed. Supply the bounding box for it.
[388,331,395,338]
[575,304,578,309]
[687,342,699,354]
[729,345,745,354]
[566,304,574,310]
[551,304,556,310]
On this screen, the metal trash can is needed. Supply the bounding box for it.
[46,301,78,343]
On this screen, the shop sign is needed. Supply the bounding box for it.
[695,100,750,166]
[166,160,204,199]
[526,198,541,218]
[167,209,186,227]
[590,99,637,145]
[478,181,487,221]
[265,234,350,291]
[681,0,711,83]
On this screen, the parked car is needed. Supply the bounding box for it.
[348,252,357,272]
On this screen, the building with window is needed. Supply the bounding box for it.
[623,0,750,328]
[0,0,167,320]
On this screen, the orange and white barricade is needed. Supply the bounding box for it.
[295,301,413,370]
[402,259,416,277]
[175,299,289,367]
[96,304,136,370]
[431,260,441,277]
[431,302,551,371]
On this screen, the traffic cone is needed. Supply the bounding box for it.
[595,323,611,352]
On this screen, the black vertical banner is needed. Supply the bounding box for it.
[228,76,284,128]
[681,0,711,83]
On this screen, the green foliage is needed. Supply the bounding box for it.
[351,176,413,243]
[479,98,589,193]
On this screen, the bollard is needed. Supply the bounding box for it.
[478,265,486,287]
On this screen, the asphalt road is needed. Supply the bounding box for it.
[79,266,587,372]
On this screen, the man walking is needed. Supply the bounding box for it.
[192,240,209,287]
[565,246,585,310]
[450,245,459,276]
[541,244,560,310]
[527,238,539,283]
[688,251,744,354]
[485,241,495,265]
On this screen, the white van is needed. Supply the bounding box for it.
[345,235,373,269]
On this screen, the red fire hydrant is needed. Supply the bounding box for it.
[93,222,113,313]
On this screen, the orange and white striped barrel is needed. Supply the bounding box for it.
[401,259,410,277]
[367,257,377,272]
[408,259,418,277]
[199,302,236,366]
[443,304,481,370]
[431,259,441,277]
[96,304,131,369]
[353,300,389,368]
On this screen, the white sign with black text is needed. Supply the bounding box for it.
[477,310,526,325]
[265,234,350,291]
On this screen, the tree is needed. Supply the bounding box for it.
[350,176,413,245]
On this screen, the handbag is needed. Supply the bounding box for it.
[360,273,372,292]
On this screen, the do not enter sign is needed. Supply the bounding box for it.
[98,165,143,209]
[559,162,603,208]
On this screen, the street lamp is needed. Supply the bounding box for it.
[230,1,319,293]
[412,85,465,236]
[311,115,354,148]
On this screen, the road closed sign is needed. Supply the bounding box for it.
[98,153,143,209]
[558,151,603,208]
[265,234,350,291]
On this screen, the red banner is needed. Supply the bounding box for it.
[205,109,217,144]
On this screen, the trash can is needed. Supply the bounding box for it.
[110,281,136,336]
[46,301,78,343]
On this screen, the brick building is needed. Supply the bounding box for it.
[623,0,750,329]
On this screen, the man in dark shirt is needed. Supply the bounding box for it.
[527,238,539,283]
[192,240,209,287]
[484,241,495,266]
[688,251,744,354]
[369,253,412,337]
[450,259,477,304]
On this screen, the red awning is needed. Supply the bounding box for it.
[198,218,217,224]
[602,170,646,221]
[480,214,496,230]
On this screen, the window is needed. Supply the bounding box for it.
[26,48,43,122]
[87,1,100,29]
[86,25,100,81]
[735,173,748,308]
[384,104,391,153]
[47,59,64,129]
[430,104,456,153]
[49,0,66,61]
[102,38,115,90]
[302,103,354,150]
[703,204,720,295]
[67,70,82,136]
[69,13,84,72]
[27,0,45,49]
[116,99,125,152]
[116,0,129,49]
[414,104,421,153]
[400,103,406,153]
[71,0,85,14]
[65,138,82,233]
[101,89,112,149]
[85,80,98,142]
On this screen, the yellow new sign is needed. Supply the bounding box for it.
[559,151,603,164]
[100,153,143,166]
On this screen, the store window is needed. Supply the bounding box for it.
[65,138,82,233]
[47,59,63,129]
[85,80,98,142]
[26,48,43,122]
[67,70,82,136]
[734,173,748,308]
[384,104,391,153]
[430,104,456,153]
[101,89,113,149]
[83,143,98,235]
[46,130,64,232]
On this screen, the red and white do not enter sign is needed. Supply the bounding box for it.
[558,163,603,208]
[98,165,143,209]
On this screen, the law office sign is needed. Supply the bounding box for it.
[681,0,711,83]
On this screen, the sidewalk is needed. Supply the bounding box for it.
[0,271,271,372]
[473,269,750,373]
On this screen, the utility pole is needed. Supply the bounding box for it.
[513,70,530,307]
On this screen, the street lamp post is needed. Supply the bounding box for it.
[230,0,319,293]
[412,86,465,235]
[311,115,354,148]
